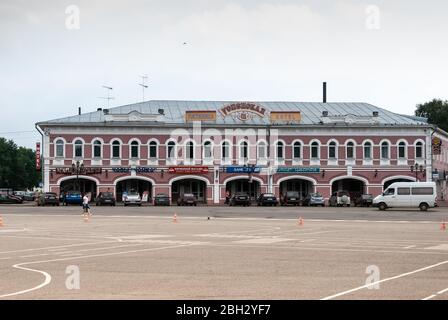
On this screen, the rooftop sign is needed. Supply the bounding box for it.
[219,102,266,122]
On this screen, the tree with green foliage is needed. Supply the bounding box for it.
[0,138,40,190]
[415,99,448,132]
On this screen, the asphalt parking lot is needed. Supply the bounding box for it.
[0,205,448,300]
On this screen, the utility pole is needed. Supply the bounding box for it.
[138,75,148,102]
[98,85,114,108]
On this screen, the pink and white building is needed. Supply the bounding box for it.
[35,100,447,205]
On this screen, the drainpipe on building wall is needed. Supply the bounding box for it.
[267,124,272,193]
[35,124,44,190]
[429,126,435,182]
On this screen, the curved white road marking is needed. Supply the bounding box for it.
[0,243,197,298]
[0,264,52,298]
[422,287,448,300]
[321,259,448,300]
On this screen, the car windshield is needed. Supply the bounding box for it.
[338,191,348,196]
[68,191,81,196]
[128,192,139,196]
[46,193,57,196]
[311,193,322,197]
[263,194,275,197]
[183,194,194,197]
[156,194,168,197]
[287,192,299,196]
[102,192,113,197]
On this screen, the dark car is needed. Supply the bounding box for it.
[95,192,116,206]
[229,192,251,206]
[23,192,36,201]
[38,192,59,206]
[154,193,171,206]
[177,193,197,206]
[354,194,373,207]
[0,194,23,204]
[303,192,325,207]
[257,193,278,206]
[280,191,302,206]
[64,191,83,205]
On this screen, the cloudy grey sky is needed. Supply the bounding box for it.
[1,0,447,148]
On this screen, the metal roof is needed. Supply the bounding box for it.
[38,100,427,126]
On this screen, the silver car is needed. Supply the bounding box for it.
[123,191,142,206]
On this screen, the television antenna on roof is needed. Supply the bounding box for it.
[138,74,148,102]
[98,85,114,108]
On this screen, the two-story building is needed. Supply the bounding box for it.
[36,100,444,205]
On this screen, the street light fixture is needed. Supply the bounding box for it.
[410,163,424,182]
[72,161,84,192]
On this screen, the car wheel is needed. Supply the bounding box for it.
[378,202,387,211]
[419,203,429,211]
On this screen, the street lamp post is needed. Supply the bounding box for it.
[410,163,424,182]
[72,161,84,192]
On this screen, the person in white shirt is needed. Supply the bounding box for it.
[82,193,91,216]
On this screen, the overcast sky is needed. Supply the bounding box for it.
[1,0,447,149]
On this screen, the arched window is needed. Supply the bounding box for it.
[346,141,355,159]
[55,139,64,157]
[311,141,320,159]
[74,140,83,158]
[381,141,389,159]
[240,141,248,159]
[130,141,139,158]
[276,141,284,160]
[167,141,176,159]
[93,140,102,158]
[398,141,406,159]
[186,141,194,160]
[328,141,337,159]
[415,141,423,158]
[149,141,157,159]
[112,140,120,158]
[204,141,212,159]
[293,141,301,159]
[222,141,230,160]
[257,141,267,159]
[364,141,372,159]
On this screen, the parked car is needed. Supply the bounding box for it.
[373,182,437,211]
[257,193,278,206]
[303,192,325,207]
[154,193,171,206]
[13,191,26,200]
[23,191,36,201]
[177,193,197,206]
[37,192,59,206]
[280,191,302,206]
[354,194,373,207]
[95,192,116,206]
[329,191,351,207]
[64,191,83,205]
[123,191,142,206]
[229,192,251,206]
[0,194,23,204]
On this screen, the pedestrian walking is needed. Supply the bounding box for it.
[82,193,91,216]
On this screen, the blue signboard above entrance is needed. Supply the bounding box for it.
[276,167,320,173]
[223,166,261,173]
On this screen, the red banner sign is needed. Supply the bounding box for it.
[168,166,209,174]
[36,142,41,170]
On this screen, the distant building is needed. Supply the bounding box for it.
[35,100,447,205]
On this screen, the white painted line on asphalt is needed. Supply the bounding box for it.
[0,257,11,260]
[321,259,448,300]
[422,287,448,300]
[20,254,50,258]
[0,243,199,298]
[234,238,295,244]
[422,295,437,300]
[404,245,416,249]
[300,239,316,243]
[0,240,116,254]
[75,244,145,252]
[438,287,448,294]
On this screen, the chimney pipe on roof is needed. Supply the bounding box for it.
[78,107,81,115]
[97,108,102,111]
[323,82,327,103]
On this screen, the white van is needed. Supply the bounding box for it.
[373,182,437,211]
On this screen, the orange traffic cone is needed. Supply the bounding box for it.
[441,220,446,231]
[173,213,178,223]
[298,216,304,226]
[0,215,3,227]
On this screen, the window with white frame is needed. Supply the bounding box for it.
[257,141,267,159]
[415,141,423,158]
[186,141,194,160]
[240,141,248,160]
[328,141,337,159]
[93,140,102,158]
[293,141,301,159]
[74,140,83,158]
[112,140,120,158]
[55,139,64,157]
[167,141,176,159]
[364,141,372,159]
[381,141,390,159]
[276,141,284,160]
[149,141,157,159]
[311,141,320,159]
[130,141,139,158]
[204,141,212,159]
[346,141,355,159]
[222,141,230,160]
[398,141,406,159]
